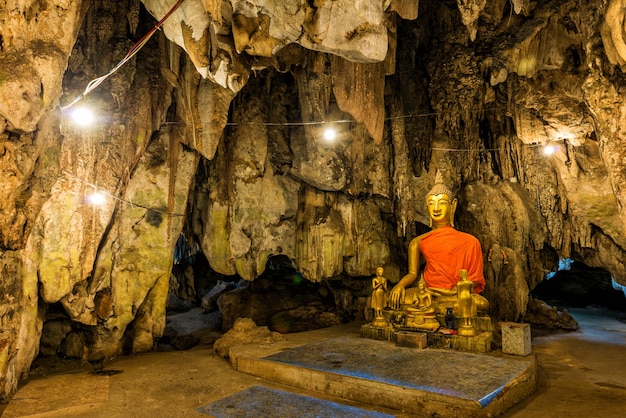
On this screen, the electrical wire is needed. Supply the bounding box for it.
[61,0,186,111]
[224,107,507,127]
[62,169,185,217]
[432,147,500,152]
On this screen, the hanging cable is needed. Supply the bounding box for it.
[61,0,186,110]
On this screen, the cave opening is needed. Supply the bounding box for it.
[160,234,238,351]
[532,259,626,312]
[530,259,626,332]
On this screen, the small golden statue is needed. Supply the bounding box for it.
[456,269,477,336]
[405,281,439,330]
[370,267,388,327]
[411,282,434,312]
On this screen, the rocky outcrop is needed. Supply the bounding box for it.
[602,0,626,68]
[213,317,283,358]
[142,0,403,90]
[2,0,626,403]
[0,1,88,133]
[523,298,579,330]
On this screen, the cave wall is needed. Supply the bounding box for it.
[1,0,626,401]
[0,0,198,398]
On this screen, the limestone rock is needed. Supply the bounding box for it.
[602,0,626,67]
[213,317,284,358]
[330,57,386,143]
[270,306,342,334]
[39,319,72,357]
[295,187,348,281]
[196,89,301,279]
[57,331,85,359]
[142,0,399,91]
[484,244,529,322]
[0,1,87,132]
[201,280,237,312]
[456,0,487,41]
[215,266,356,332]
[217,283,321,331]
[582,72,626,242]
[389,0,419,20]
[195,79,237,160]
[0,111,62,251]
[160,326,201,351]
[523,298,579,330]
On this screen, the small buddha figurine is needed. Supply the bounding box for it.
[409,282,434,313]
[405,281,439,330]
[388,170,489,315]
[371,267,388,327]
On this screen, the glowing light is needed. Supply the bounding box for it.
[71,107,94,126]
[86,192,106,206]
[323,128,336,142]
[542,144,557,156]
[291,273,304,285]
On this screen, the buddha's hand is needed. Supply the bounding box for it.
[388,284,405,310]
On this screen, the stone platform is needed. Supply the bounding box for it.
[230,335,537,417]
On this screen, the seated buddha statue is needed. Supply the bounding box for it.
[409,282,434,312]
[404,281,440,330]
[389,171,489,318]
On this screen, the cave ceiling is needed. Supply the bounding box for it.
[1,0,626,402]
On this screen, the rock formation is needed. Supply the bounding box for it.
[1,0,626,401]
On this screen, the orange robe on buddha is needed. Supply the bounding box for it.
[420,226,485,293]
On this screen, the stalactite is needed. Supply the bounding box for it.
[330,56,386,144]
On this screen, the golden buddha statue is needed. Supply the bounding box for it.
[389,171,489,321]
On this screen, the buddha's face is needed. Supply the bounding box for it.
[426,193,456,227]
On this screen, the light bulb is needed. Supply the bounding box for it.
[86,192,106,206]
[323,128,336,142]
[542,144,557,156]
[71,107,94,126]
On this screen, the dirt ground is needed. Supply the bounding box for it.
[503,306,626,417]
[1,306,626,417]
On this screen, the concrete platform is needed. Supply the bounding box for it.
[230,336,537,417]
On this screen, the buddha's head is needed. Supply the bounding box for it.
[426,171,457,228]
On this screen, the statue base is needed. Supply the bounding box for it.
[405,311,440,331]
[396,331,428,348]
[371,316,389,328]
[360,310,494,354]
[360,323,395,342]
[457,324,476,337]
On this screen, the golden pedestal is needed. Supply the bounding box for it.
[361,309,494,354]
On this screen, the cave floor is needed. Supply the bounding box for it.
[2,306,626,418]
